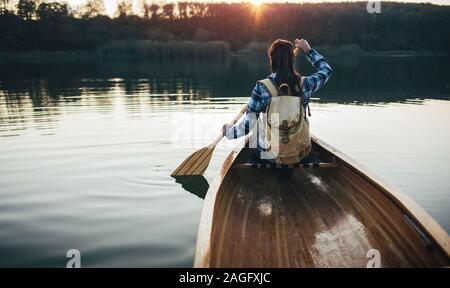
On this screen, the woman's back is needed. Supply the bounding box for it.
[224,39,332,163]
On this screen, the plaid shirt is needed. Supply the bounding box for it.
[225,49,332,142]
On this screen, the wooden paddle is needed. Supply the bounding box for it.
[171,106,247,177]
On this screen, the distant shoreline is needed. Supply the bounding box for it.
[0,43,447,64]
[1,2,449,59]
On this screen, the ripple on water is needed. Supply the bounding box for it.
[1,65,449,266]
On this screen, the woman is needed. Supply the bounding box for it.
[223,39,332,163]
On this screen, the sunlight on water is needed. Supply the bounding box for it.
[0,58,449,267]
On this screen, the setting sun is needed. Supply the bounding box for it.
[250,0,264,7]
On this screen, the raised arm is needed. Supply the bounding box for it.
[295,39,332,98]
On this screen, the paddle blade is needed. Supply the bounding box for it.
[171,147,215,177]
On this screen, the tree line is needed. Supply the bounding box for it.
[0,1,449,54]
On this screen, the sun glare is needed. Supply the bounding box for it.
[104,0,117,17]
[250,0,264,7]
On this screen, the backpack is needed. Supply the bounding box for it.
[258,78,311,164]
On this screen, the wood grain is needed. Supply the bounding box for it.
[194,136,450,267]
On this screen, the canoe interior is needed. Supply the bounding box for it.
[206,141,449,268]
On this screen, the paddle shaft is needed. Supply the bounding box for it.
[171,105,248,176]
[208,105,247,148]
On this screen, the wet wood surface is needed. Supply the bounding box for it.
[195,138,450,267]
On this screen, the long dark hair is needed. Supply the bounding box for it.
[268,39,301,96]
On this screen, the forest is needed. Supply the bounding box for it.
[0,0,449,58]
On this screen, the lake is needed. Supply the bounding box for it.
[0,55,449,267]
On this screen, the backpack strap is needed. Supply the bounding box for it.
[258,79,279,97]
[279,83,292,96]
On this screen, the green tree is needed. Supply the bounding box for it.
[142,0,150,18]
[83,0,105,18]
[17,0,36,20]
[37,2,68,20]
[150,4,159,20]
[0,2,449,54]
[178,2,187,19]
[188,3,207,18]
[116,0,132,18]
[0,0,10,15]
[162,3,174,20]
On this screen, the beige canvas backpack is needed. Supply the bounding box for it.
[259,78,311,164]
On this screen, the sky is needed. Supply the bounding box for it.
[58,1,450,17]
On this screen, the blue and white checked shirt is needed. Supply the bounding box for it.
[225,48,332,147]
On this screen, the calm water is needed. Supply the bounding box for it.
[0,56,449,267]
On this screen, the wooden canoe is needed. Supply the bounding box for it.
[194,135,450,267]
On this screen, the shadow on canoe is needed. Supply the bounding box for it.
[193,135,450,268]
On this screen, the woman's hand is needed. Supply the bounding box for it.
[294,39,311,54]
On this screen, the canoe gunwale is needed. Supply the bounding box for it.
[193,135,450,267]
[193,139,246,267]
[310,135,450,258]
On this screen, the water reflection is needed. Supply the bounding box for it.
[173,176,209,199]
[1,56,449,137]
[0,57,449,267]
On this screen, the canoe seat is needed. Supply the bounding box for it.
[235,153,337,169]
